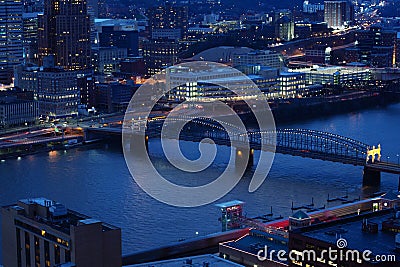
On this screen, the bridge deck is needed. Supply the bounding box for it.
[86,125,400,174]
[366,162,400,175]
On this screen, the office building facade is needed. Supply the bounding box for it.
[0,93,39,128]
[143,39,179,76]
[356,25,396,67]
[98,26,139,57]
[14,62,91,117]
[0,0,24,84]
[2,197,121,267]
[22,12,41,64]
[324,0,354,29]
[38,0,91,70]
[147,4,189,40]
[95,81,138,113]
[277,72,306,98]
[232,50,284,69]
[92,47,128,74]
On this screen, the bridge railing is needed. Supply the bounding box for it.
[123,117,373,165]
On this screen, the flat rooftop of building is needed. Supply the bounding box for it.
[168,67,239,78]
[239,50,277,55]
[215,200,245,208]
[221,229,288,263]
[126,254,244,267]
[279,71,304,77]
[0,97,33,105]
[299,209,400,258]
[198,75,264,84]
[3,197,119,235]
[290,66,370,75]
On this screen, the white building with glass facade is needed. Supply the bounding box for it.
[232,50,284,69]
[290,66,371,86]
[277,72,306,98]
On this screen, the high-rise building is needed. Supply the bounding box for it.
[303,0,324,13]
[14,57,94,117]
[275,16,295,41]
[87,0,98,18]
[98,0,108,18]
[142,4,188,76]
[99,26,139,57]
[77,71,95,108]
[274,9,293,23]
[23,0,44,13]
[143,39,179,76]
[1,197,121,267]
[0,0,24,84]
[324,0,354,29]
[147,4,189,40]
[92,47,128,74]
[355,25,396,67]
[38,0,91,70]
[22,12,41,64]
[273,9,295,41]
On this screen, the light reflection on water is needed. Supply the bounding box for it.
[0,104,399,262]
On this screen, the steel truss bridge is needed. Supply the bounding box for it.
[89,116,400,176]
[139,117,369,166]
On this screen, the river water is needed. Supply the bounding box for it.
[1,103,400,263]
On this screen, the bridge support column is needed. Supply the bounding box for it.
[235,148,254,169]
[129,134,149,155]
[398,176,400,192]
[363,166,381,187]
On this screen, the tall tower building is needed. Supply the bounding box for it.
[143,39,179,76]
[38,0,91,70]
[22,12,41,64]
[324,0,354,29]
[0,0,24,84]
[147,4,189,40]
[144,4,188,76]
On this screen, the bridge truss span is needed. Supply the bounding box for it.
[144,117,371,166]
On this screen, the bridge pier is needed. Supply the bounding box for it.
[129,134,149,154]
[398,176,400,192]
[363,166,381,187]
[235,148,254,169]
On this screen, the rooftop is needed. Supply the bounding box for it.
[290,210,310,220]
[298,209,400,258]
[0,96,32,105]
[215,200,245,209]
[290,66,370,75]
[279,71,304,76]
[221,229,288,263]
[2,197,119,235]
[126,254,244,267]
[239,50,277,56]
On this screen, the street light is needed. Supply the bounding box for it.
[387,156,390,163]
[397,154,399,165]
